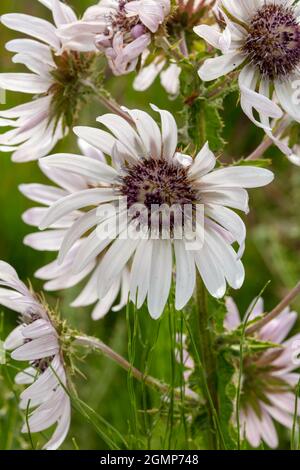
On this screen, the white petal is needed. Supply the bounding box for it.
[174,240,196,310]
[198,52,245,81]
[1,13,60,49]
[189,142,216,178]
[40,154,118,184]
[11,334,59,361]
[24,230,66,251]
[200,166,274,188]
[0,73,51,94]
[151,104,177,159]
[224,297,241,331]
[129,239,152,309]
[121,108,161,158]
[148,240,172,319]
[73,126,116,156]
[39,188,119,229]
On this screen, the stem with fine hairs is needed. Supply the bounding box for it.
[246,116,290,161]
[246,280,300,335]
[194,275,219,449]
[74,335,200,405]
[81,79,134,124]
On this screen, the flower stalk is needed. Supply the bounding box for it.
[246,116,291,161]
[74,335,200,405]
[80,79,134,124]
[194,274,219,449]
[246,280,300,335]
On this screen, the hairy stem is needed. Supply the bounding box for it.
[74,335,200,405]
[81,79,134,124]
[246,280,300,335]
[195,275,219,449]
[179,31,189,57]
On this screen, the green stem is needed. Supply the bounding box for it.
[195,274,219,449]
[74,335,200,405]
[80,79,134,124]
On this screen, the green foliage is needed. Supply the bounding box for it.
[216,352,236,449]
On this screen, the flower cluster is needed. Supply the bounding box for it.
[58,0,171,75]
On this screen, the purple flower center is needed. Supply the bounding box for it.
[243,4,300,80]
[120,158,197,209]
[119,158,198,233]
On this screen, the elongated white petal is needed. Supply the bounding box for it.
[148,240,172,319]
[189,142,216,178]
[151,104,177,159]
[129,239,152,309]
[174,240,196,310]
[1,13,61,49]
[121,108,161,158]
[39,188,119,229]
[40,154,118,184]
[0,73,51,94]
[73,124,118,155]
[11,334,59,361]
[200,166,274,188]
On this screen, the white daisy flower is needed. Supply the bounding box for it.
[225,296,300,449]
[57,0,171,76]
[20,139,130,321]
[194,0,300,156]
[37,105,273,319]
[0,260,71,450]
[0,0,94,162]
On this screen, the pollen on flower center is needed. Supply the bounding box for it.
[243,4,300,80]
[119,158,198,230]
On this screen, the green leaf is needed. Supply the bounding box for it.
[216,352,237,449]
[185,97,226,152]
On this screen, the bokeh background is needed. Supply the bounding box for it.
[0,0,300,450]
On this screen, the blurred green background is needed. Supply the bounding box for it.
[0,0,300,450]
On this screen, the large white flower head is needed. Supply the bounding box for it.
[0,261,71,450]
[37,105,273,319]
[225,296,300,449]
[0,0,97,162]
[58,0,171,76]
[20,139,130,321]
[194,0,300,156]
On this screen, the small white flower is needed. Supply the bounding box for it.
[225,296,300,449]
[133,51,181,95]
[0,260,71,450]
[20,139,130,320]
[194,0,300,158]
[0,0,94,162]
[36,105,273,319]
[58,0,171,76]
